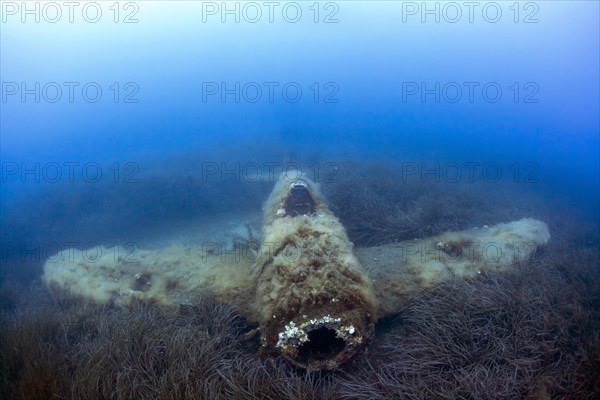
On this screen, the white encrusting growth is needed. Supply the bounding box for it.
[361,218,551,316]
[42,243,256,313]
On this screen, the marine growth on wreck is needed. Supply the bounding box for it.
[43,171,551,370]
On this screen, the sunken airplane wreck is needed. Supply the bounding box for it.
[44,171,550,370]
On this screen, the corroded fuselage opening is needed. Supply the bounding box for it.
[297,327,346,363]
[285,181,316,217]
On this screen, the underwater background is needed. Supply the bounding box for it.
[1,1,599,399]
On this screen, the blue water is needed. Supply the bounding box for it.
[1,1,599,275]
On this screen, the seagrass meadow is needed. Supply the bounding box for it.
[1,162,599,400]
